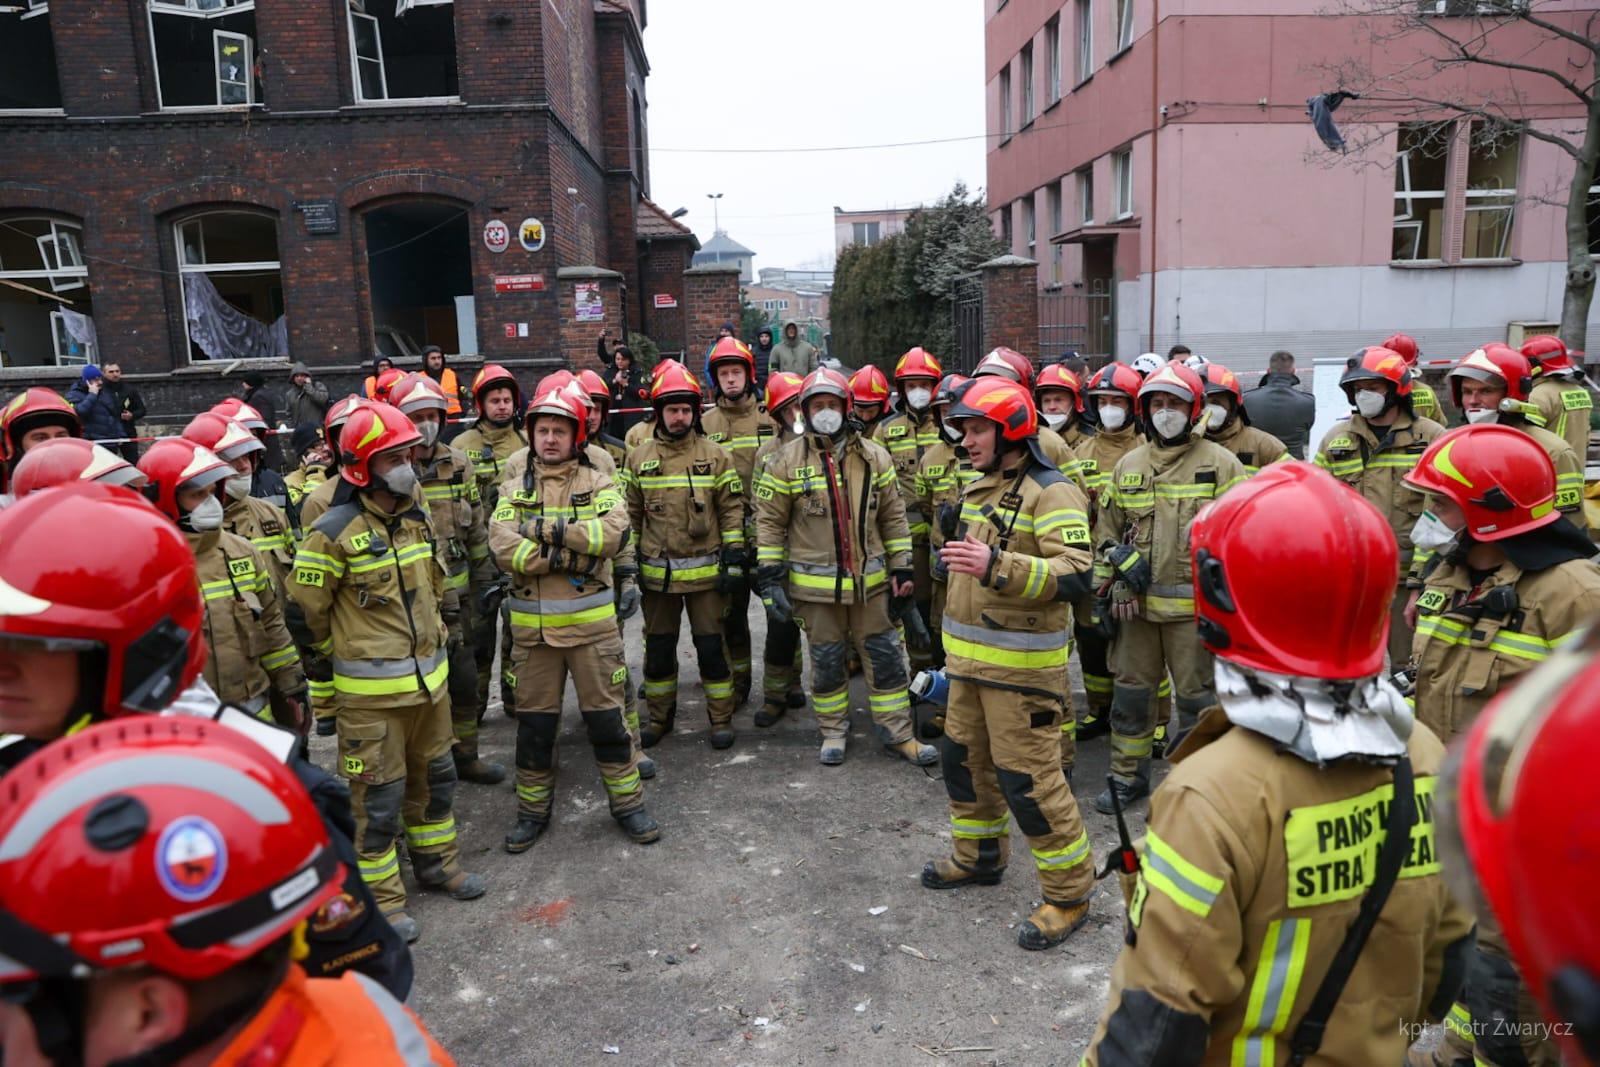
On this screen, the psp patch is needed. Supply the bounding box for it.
[155,815,228,903]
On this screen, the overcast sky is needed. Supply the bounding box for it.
[641,0,988,272]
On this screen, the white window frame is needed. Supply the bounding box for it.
[1115,0,1134,50]
[395,0,452,13]
[1462,122,1520,261]
[1392,125,1451,262]
[1045,16,1061,105]
[999,66,1012,137]
[174,210,283,364]
[1025,195,1036,258]
[213,29,253,106]
[349,10,389,102]
[0,217,93,368]
[50,310,92,365]
[852,221,880,246]
[1078,169,1094,225]
[1020,43,1034,125]
[346,1,459,105]
[147,1,258,111]
[1075,0,1093,83]
[1112,149,1133,219]
[148,0,253,16]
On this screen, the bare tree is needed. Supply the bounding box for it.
[1311,1,1598,351]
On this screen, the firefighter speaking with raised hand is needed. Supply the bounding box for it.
[621,361,745,749]
[752,370,809,727]
[1314,346,1445,664]
[1094,362,1246,813]
[1079,462,1475,1066]
[915,372,976,677]
[183,413,295,591]
[138,437,305,730]
[1400,424,1600,1067]
[969,348,1079,473]
[919,376,1100,952]
[755,367,938,768]
[1521,334,1593,461]
[488,385,658,852]
[390,372,504,786]
[873,347,945,674]
[291,401,487,941]
[1198,363,1287,474]
[701,337,769,705]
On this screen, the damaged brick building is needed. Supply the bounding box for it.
[0,0,727,413]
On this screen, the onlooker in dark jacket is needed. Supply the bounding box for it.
[65,366,123,445]
[98,362,146,462]
[286,361,331,428]
[609,346,646,437]
[1242,350,1316,460]
[239,372,285,471]
[752,327,776,389]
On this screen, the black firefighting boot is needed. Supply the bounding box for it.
[504,815,547,854]
[616,809,661,844]
[1017,898,1091,951]
[640,703,675,749]
[920,856,1004,890]
[754,700,787,728]
[1094,761,1151,815]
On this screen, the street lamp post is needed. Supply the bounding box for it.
[707,192,723,234]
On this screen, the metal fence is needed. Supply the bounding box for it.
[1039,285,1114,360]
[951,271,984,373]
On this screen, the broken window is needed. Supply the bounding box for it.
[0,216,95,367]
[148,0,260,109]
[363,201,476,356]
[1463,121,1520,260]
[176,210,286,362]
[347,0,459,103]
[1393,123,1451,261]
[0,2,62,111]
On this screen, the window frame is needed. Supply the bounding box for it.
[1392,123,1451,262]
[1112,149,1133,220]
[1078,168,1094,225]
[0,215,94,367]
[999,64,1013,138]
[146,0,259,112]
[1075,0,1093,84]
[1461,120,1521,262]
[348,10,390,103]
[213,28,253,107]
[173,209,284,365]
[1048,182,1064,282]
[1115,0,1134,51]
[1020,42,1034,126]
[1045,16,1061,106]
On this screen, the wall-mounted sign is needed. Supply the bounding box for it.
[296,200,339,236]
[495,274,545,293]
[574,282,604,323]
[519,218,546,253]
[652,293,678,309]
[504,323,517,338]
[483,219,511,254]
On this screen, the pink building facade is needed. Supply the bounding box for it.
[985,0,1600,368]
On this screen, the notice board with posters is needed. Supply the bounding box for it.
[574,282,604,322]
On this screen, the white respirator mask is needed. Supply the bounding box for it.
[186,494,225,532]
[1097,403,1128,431]
[224,473,253,501]
[1410,510,1462,555]
[382,463,419,497]
[1464,407,1498,425]
[905,386,933,412]
[810,408,845,436]
[1042,411,1070,432]
[1203,403,1229,432]
[1354,390,1389,419]
[1151,409,1190,441]
[416,420,441,446]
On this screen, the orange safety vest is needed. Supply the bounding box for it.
[363,376,379,400]
[212,964,455,1066]
[434,367,463,417]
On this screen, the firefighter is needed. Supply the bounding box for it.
[182,413,295,591]
[0,386,81,495]
[1093,363,1247,812]
[1384,331,1444,424]
[1034,362,1093,454]
[286,422,333,515]
[1314,346,1446,665]
[846,363,891,437]
[1442,625,1600,1067]
[213,396,289,506]
[915,373,976,680]
[488,387,658,851]
[701,337,768,705]
[1443,344,1584,529]
[970,348,1079,473]
[752,371,810,727]
[919,376,1099,950]
[138,437,306,731]
[391,373,505,786]
[578,367,630,469]
[754,367,938,767]
[1072,362,1148,742]
[290,401,487,940]
[620,361,746,749]
[1078,462,1475,1066]
[1521,334,1594,461]
[1198,363,1288,474]
[1401,424,1600,1067]
[0,720,452,1067]
[9,436,145,494]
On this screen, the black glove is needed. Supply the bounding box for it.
[1106,544,1152,593]
[762,583,793,625]
[1091,596,1118,640]
[617,579,641,620]
[891,569,914,595]
[936,502,960,542]
[716,548,746,596]
[523,516,566,546]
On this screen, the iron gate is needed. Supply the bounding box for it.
[1039,284,1115,360]
[951,270,984,373]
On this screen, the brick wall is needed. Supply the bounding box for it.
[683,264,742,358]
[638,240,692,355]
[980,255,1041,366]
[557,267,625,372]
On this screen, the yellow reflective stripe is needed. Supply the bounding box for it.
[1368,455,1420,469]
[404,816,456,848]
[788,568,888,592]
[812,689,850,714]
[867,690,909,716]
[468,542,490,561]
[260,645,299,671]
[603,769,642,795]
[294,550,345,577]
[1145,594,1196,614]
[358,847,400,883]
[333,655,449,697]
[634,474,697,489]
[884,537,912,553]
[1445,1003,1474,1042]
[508,601,617,629]
[1020,556,1049,599]
[943,633,1069,671]
[873,469,897,489]
[312,635,335,656]
[951,814,1009,839]
[720,528,744,545]
[511,539,537,573]
[1152,483,1217,500]
[252,534,291,552]
[443,568,470,590]
[1142,830,1224,917]
[347,543,433,574]
[1031,831,1091,870]
[1231,917,1312,1067]
[571,518,606,553]
[757,546,787,563]
[516,783,552,804]
[641,562,719,583]
[715,470,742,490]
[200,579,236,601]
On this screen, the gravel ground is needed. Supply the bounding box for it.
[308,607,1164,1066]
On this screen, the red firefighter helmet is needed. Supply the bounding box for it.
[1403,424,1559,541]
[1439,626,1600,1064]
[182,412,263,463]
[1382,332,1420,366]
[370,367,406,404]
[525,383,589,450]
[389,371,449,416]
[934,373,971,409]
[1190,462,1397,679]
[576,368,613,417]
[1200,364,1244,407]
[894,347,943,384]
[764,371,805,415]
[136,438,233,523]
[0,717,343,985]
[1340,346,1414,401]
[848,365,891,409]
[973,347,1035,390]
[1035,363,1085,412]
[1,387,81,462]
[11,437,146,494]
[800,367,853,414]
[0,482,206,717]
[1137,362,1207,422]
[471,363,524,411]
[650,361,704,407]
[1087,362,1145,404]
[210,397,267,434]
[338,401,422,488]
[1449,344,1534,409]
[650,358,686,387]
[324,394,366,442]
[1521,334,1574,375]
[945,376,1038,443]
[708,337,757,379]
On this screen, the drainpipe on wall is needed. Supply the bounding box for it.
[1146,0,1162,353]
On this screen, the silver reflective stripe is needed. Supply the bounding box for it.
[942,617,1069,652]
[1240,918,1306,1067]
[642,553,719,570]
[351,971,441,1066]
[0,755,291,860]
[332,648,447,680]
[789,557,886,576]
[1148,582,1194,598]
[506,589,614,616]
